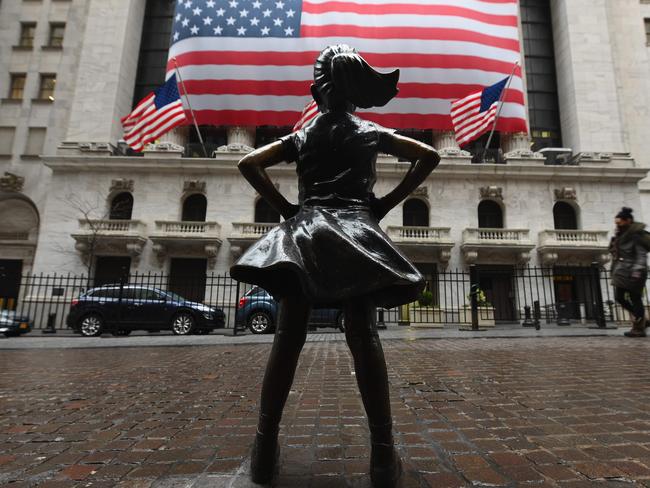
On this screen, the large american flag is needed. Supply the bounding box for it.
[167,0,527,132]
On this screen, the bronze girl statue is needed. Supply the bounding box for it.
[231,44,440,487]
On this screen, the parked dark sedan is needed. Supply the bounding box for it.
[235,286,344,334]
[67,285,225,337]
[0,309,32,337]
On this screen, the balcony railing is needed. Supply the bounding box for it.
[154,220,221,237]
[538,230,609,248]
[386,226,452,243]
[463,228,532,245]
[78,219,146,234]
[230,222,279,238]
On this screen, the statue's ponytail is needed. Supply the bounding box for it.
[313,45,399,110]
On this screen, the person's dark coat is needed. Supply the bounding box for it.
[610,222,650,293]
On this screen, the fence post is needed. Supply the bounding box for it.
[521,305,534,327]
[42,313,57,334]
[533,301,541,330]
[233,280,240,336]
[591,262,607,328]
[469,264,479,331]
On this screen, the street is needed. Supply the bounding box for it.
[1,336,650,487]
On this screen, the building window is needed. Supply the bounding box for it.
[182,194,207,222]
[254,199,280,223]
[186,126,226,157]
[47,23,65,48]
[645,19,650,45]
[38,74,56,100]
[132,0,175,105]
[0,127,16,155]
[23,127,46,156]
[478,200,503,229]
[9,74,26,100]
[403,199,429,227]
[18,22,36,48]
[109,192,134,220]
[520,0,562,150]
[553,202,578,230]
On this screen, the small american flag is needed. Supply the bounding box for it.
[451,76,509,147]
[292,99,318,131]
[121,74,187,152]
[168,0,528,132]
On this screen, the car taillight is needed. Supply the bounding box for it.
[71,299,79,307]
[238,297,248,309]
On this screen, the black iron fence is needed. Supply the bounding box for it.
[0,265,644,332]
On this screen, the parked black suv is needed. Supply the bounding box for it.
[67,285,225,337]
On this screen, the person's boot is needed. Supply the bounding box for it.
[369,422,402,488]
[624,316,647,337]
[250,420,280,484]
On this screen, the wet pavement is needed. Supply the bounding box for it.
[1,335,650,487]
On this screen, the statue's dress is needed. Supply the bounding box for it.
[230,112,424,308]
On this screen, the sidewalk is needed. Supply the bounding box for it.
[1,335,649,487]
[0,322,624,350]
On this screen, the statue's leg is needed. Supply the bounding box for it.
[251,292,311,484]
[344,299,402,488]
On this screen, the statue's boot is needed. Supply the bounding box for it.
[369,422,402,488]
[624,316,647,337]
[251,416,280,484]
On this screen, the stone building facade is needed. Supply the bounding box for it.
[2,0,650,322]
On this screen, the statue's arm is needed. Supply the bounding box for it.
[374,133,440,220]
[238,140,299,219]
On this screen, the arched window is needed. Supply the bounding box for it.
[109,192,133,220]
[553,201,578,230]
[478,200,503,229]
[254,198,280,223]
[182,194,207,222]
[403,199,429,227]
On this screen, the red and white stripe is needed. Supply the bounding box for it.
[451,91,499,146]
[293,100,319,131]
[168,0,527,133]
[121,95,187,152]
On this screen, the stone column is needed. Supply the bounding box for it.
[502,132,535,158]
[227,126,255,151]
[159,126,188,147]
[65,0,146,144]
[432,131,469,157]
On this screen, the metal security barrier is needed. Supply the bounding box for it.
[0,265,635,331]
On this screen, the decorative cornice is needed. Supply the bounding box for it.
[412,186,428,197]
[479,186,503,201]
[110,178,134,193]
[184,180,206,194]
[41,154,650,183]
[0,172,24,192]
[554,187,577,201]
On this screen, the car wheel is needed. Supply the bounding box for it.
[248,311,273,334]
[4,331,19,338]
[112,329,131,336]
[79,314,103,337]
[336,313,345,333]
[171,312,195,335]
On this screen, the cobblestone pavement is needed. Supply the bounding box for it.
[0,323,621,350]
[1,336,650,487]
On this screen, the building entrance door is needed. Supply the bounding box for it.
[169,258,207,303]
[94,256,131,286]
[477,265,516,322]
[553,267,595,320]
[0,259,23,310]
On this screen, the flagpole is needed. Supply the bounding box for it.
[172,57,209,158]
[482,60,520,163]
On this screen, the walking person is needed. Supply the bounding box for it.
[610,207,650,337]
[230,45,439,487]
